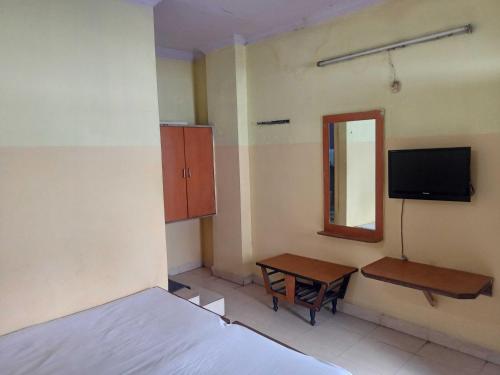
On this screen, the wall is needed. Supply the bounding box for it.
[206,45,254,282]
[193,56,215,268]
[244,0,500,352]
[193,56,209,125]
[156,57,202,275]
[0,0,167,335]
[157,57,195,124]
[163,219,201,275]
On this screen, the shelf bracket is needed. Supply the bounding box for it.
[423,290,436,307]
[480,281,493,297]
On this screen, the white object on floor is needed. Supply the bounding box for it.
[174,287,201,305]
[0,288,350,375]
[174,286,225,316]
[199,287,225,316]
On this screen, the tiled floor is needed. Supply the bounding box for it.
[171,268,500,375]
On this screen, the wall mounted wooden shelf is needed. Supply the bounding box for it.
[361,257,493,306]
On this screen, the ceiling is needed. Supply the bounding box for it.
[154,0,382,59]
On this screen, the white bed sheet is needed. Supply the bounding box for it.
[0,288,350,375]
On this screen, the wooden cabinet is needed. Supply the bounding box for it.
[161,126,189,222]
[160,125,216,223]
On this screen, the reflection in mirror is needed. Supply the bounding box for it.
[328,119,376,230]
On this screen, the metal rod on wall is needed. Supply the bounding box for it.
[256,119,290,125]
[317,24,473,67]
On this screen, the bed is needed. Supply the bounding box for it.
[0,287,350,374]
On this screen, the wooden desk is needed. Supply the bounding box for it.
[361,257,493,306]
[257,254,358,325]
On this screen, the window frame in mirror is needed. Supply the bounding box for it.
[318,110,384,243]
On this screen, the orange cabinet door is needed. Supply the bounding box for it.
[160,127,188,222]
[184,127,216,218]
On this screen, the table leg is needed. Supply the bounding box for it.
[260,266,272,294]
[423,291,436,307]
[309,309,316,326]
[331,298,338,314]
[307,284,327,325]
[272,296,279,311]
[339,275,351,298]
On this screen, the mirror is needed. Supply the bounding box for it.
[320,110,384,242]
[328,119,376,228]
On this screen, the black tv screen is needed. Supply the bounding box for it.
[388,147,471,202]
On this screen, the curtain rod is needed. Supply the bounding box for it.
[317,24,473,67]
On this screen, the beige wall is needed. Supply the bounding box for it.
[206,45,254,280]
[193,56,209,125]
[164,220,201,275]
[156,56,203,274]
[157,57,196,124]
[193,56,216,268]
[206,0,500,351]
[0,0,167,335]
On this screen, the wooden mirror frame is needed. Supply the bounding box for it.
[318,110,384,243]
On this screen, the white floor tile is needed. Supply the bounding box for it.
[369,326,426,353]
[335,356,388,375]
[482,363,500,375]
[294,320,363,359]
[381,315,428,340]
[340,301,381,324]
[418,343,485,374]
[331,312,379,336]
[338,338,413,375]
[396,355,471,375]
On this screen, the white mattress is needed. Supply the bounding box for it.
[0,288,350,375]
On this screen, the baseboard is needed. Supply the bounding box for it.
[251,274,500,365]
[212,267,253,286]
[168,260,203,276]
[252,274,265,286]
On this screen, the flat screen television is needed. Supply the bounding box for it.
[388,147,471,202]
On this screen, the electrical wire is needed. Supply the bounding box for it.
[388,50,397,82]
[387,50,401,93]
[400,199,408,261]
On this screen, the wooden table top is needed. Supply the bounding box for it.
[361,257,493,299]
[256,253,357,285]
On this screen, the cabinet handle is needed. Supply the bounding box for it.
[187,168,192,178]
[182,168,186,178]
